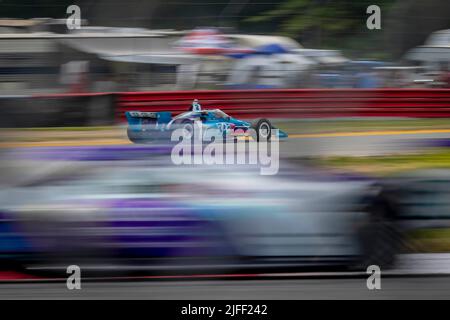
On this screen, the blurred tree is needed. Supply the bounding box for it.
[245,0,450,59]
[2,0,448,59]
[0,0,277,30]
[384,0,450,59]
[245,0,395,51]
[0,0,73,18]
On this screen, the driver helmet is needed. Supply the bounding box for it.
[191,99,201,112]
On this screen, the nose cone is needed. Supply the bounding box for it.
[277,129,288,139]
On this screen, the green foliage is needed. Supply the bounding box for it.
[0,0,75,19]
[246,0,395,52]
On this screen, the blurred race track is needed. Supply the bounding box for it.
[1,129,450,299]
[3,128,450,157]
[0,276,449,299]
[0,254,449,299]
[4,128,447,185]
[282,131,450,157]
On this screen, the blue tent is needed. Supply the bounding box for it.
[226,43,290,59]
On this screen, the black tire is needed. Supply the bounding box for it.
[355,190,402,270]
[180,119,195,139]
[251,119,272,141]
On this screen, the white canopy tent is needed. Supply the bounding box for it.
[227,53,316,88]
[404,29,450,66]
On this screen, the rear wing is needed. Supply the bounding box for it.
[126,111,158,118]
[125,111,172,129]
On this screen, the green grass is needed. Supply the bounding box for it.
[275,118,450,135]
[406,228,450,253]
[5,118,450,134]
[2,118,450,134]
[320,149,450,175]
[4,118,450,144]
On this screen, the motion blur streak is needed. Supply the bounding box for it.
[1,0,450,300]
[1,277,450,300]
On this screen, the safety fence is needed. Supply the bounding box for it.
[2,89,450,127]
[116,89,450,120]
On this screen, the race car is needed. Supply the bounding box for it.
[0,159,402,275]
[125,100,288,143]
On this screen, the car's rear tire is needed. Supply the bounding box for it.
[251,119,272,142]
[180,120,195,139]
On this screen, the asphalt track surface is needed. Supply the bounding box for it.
[3,129,450,157]
[0,276,449,299]
[3,129,448,183]
[0,254,449,299]
[1,131,450,299]
[281,131,450,157]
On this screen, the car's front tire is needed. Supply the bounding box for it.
[251,119,272,142]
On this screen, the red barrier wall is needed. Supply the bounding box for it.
[116,89,450,121]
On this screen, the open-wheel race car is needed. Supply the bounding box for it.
[125,100,288,143]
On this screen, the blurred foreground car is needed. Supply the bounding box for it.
[0,161,401,275]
